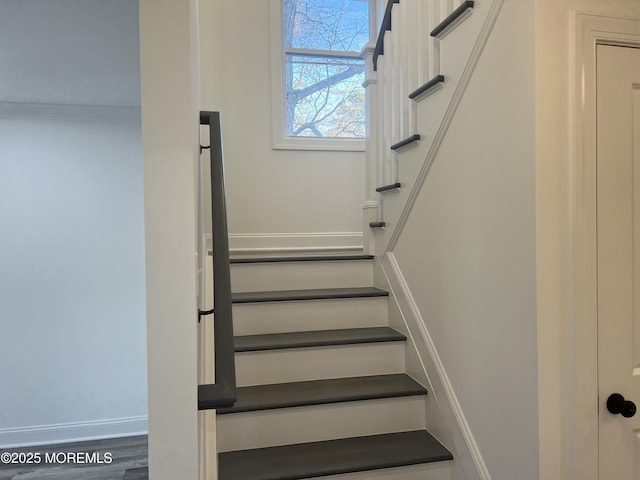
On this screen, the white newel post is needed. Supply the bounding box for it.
[362,40,378,255]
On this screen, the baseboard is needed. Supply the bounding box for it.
[381,253,490,480]
[0,416,148,448]
[227,232,363,256]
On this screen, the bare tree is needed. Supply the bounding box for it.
[283,0,368,137]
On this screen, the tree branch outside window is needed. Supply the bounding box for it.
[283,0,369,138]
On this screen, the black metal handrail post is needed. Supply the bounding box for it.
[198,111,237,410]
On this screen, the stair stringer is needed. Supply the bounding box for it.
[219,257,457,480]
[373,0,505,256]
[374,252,490,480]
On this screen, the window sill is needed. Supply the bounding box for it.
[273,137,365,152]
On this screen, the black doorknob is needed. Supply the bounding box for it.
[607,393,637,418]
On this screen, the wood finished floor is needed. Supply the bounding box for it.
[0,436,148,480]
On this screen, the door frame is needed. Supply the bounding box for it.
[573,12,640,480]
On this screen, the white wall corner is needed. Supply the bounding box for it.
[0,416,148,449]
[139,0,200,478]
[380,252,490,480]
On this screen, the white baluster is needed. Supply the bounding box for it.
[376,53,383,191]
[378,54,386,190]
[449,0,457,15]
[414,0,425,87]
[389,12,398,148]
[430,0,441,77]
[439,0,449,21]
[398,1,409,140]
[361,39,379,249]
[382,49,392,185]
[361,42,377,200]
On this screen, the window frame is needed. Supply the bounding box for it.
[269,0,367,151]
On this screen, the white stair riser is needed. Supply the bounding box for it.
[415,73,455,141]
[232,297,388,336]
[394,144,428,186]
[235,343,405,386]
[438,0,485,82]
[308,461,453,480]
[217,396,426,451]
[231,261,373,292]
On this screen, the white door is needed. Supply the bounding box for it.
[597,44,640,479]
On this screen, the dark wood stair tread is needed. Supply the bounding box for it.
[230,255,373,264]
[409,75,445,100]
[218,373,426,414]
[430,0,474,37]
[376,182,401,193]
[390,134,420,151]
[234,327,406,353]
[218,430,453,480]
[123,467,148,480]
[232,287,389,304]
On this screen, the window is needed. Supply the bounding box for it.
[270,0,370,150]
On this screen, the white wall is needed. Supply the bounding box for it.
[0,109,147,445]
[0,0,140,107]
[535,1,640,479]
[390,0,538,477]
[0,0,147,446]
[199,0,365,253]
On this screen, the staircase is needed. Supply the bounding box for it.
[215,255,452,480]
[365,0,499,255]
[198,1,502,477]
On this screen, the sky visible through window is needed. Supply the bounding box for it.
[283,0,369,138]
